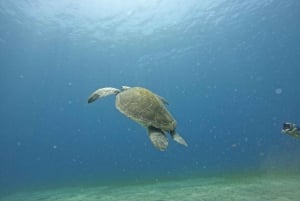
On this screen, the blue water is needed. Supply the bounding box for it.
[1,0,300,195]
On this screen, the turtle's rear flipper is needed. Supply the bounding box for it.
[88,87,120,103]
[171,131,188,147]
[148,127,168,151]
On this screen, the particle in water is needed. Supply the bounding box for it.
[275,88,283,94]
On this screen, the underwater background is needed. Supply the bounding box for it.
[1,0,300,199]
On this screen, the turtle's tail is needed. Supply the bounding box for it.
[88,87,120,103]
[170,131,188,147]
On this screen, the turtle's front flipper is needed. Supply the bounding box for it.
[88,87,120,103]
[170,131,188,147]
[147,127,168,151]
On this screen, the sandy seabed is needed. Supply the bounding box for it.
[1,172,299,201]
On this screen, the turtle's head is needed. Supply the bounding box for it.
[282,122,293,130]
[282,122,294,132]
[282,122,300,139]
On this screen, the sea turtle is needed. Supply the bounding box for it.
[88,86,188,151]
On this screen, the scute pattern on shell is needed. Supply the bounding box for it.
[115,87,176,132]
